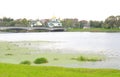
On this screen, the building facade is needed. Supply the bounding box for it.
[47,16,62,28]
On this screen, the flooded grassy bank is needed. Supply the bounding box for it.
[0,41,106,68]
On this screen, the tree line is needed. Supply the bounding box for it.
[0,15,120,29]
[0,17,29,27]
[62,15,120,29]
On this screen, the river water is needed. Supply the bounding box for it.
[0,32,120,69]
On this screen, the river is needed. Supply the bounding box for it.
[0,32,120,69]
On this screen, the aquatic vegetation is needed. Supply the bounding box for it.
[53,58,59,61]
[34,57,48,64]
[5,53,13,56]
[20,60,31,65]
[71,55,103,62]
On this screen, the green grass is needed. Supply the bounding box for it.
[67,28,120,32]
[0,63,120,77]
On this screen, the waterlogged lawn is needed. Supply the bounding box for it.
[0,41,120,77]
[0,42,34,63]
[0,41,105,66]
[0,63,120,77]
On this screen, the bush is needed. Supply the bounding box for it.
[20,60,31,65]
[34,57,48,64]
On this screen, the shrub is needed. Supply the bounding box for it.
[20,60,31,65]
[34,57,48,64]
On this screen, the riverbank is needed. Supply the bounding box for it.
[0,63,120,77]
[67,28,120,32]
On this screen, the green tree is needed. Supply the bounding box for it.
[90,21,103,28]
[103,16,116,28]
[102,23,110,29]
[2,17,14,22]
[116,15,120,28]
[21,18,29,26]
[61,19,80,28]
[79,20,88,28]
[0,17,15,26]
[14,18,29,27]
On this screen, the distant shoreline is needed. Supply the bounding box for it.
[67,28,120,32]
[0,28,120,33]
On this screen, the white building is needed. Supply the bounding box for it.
[30,20,42,27]
[47,16,62,28]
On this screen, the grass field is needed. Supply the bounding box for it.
[0,63,120,77]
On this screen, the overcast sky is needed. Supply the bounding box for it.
[0,0,120,20]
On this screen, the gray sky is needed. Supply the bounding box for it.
[0,0,120,20]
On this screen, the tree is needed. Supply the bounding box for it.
[61,18,80,28]
[0,17,15,26]
[21,18,29,26]
[102,23,110,29]
[79,20,89,28]
[103,16,116,28]
[2,17,14,22]
[90,21,103,28]
[14,18,29,27]
[116,15,120,28]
